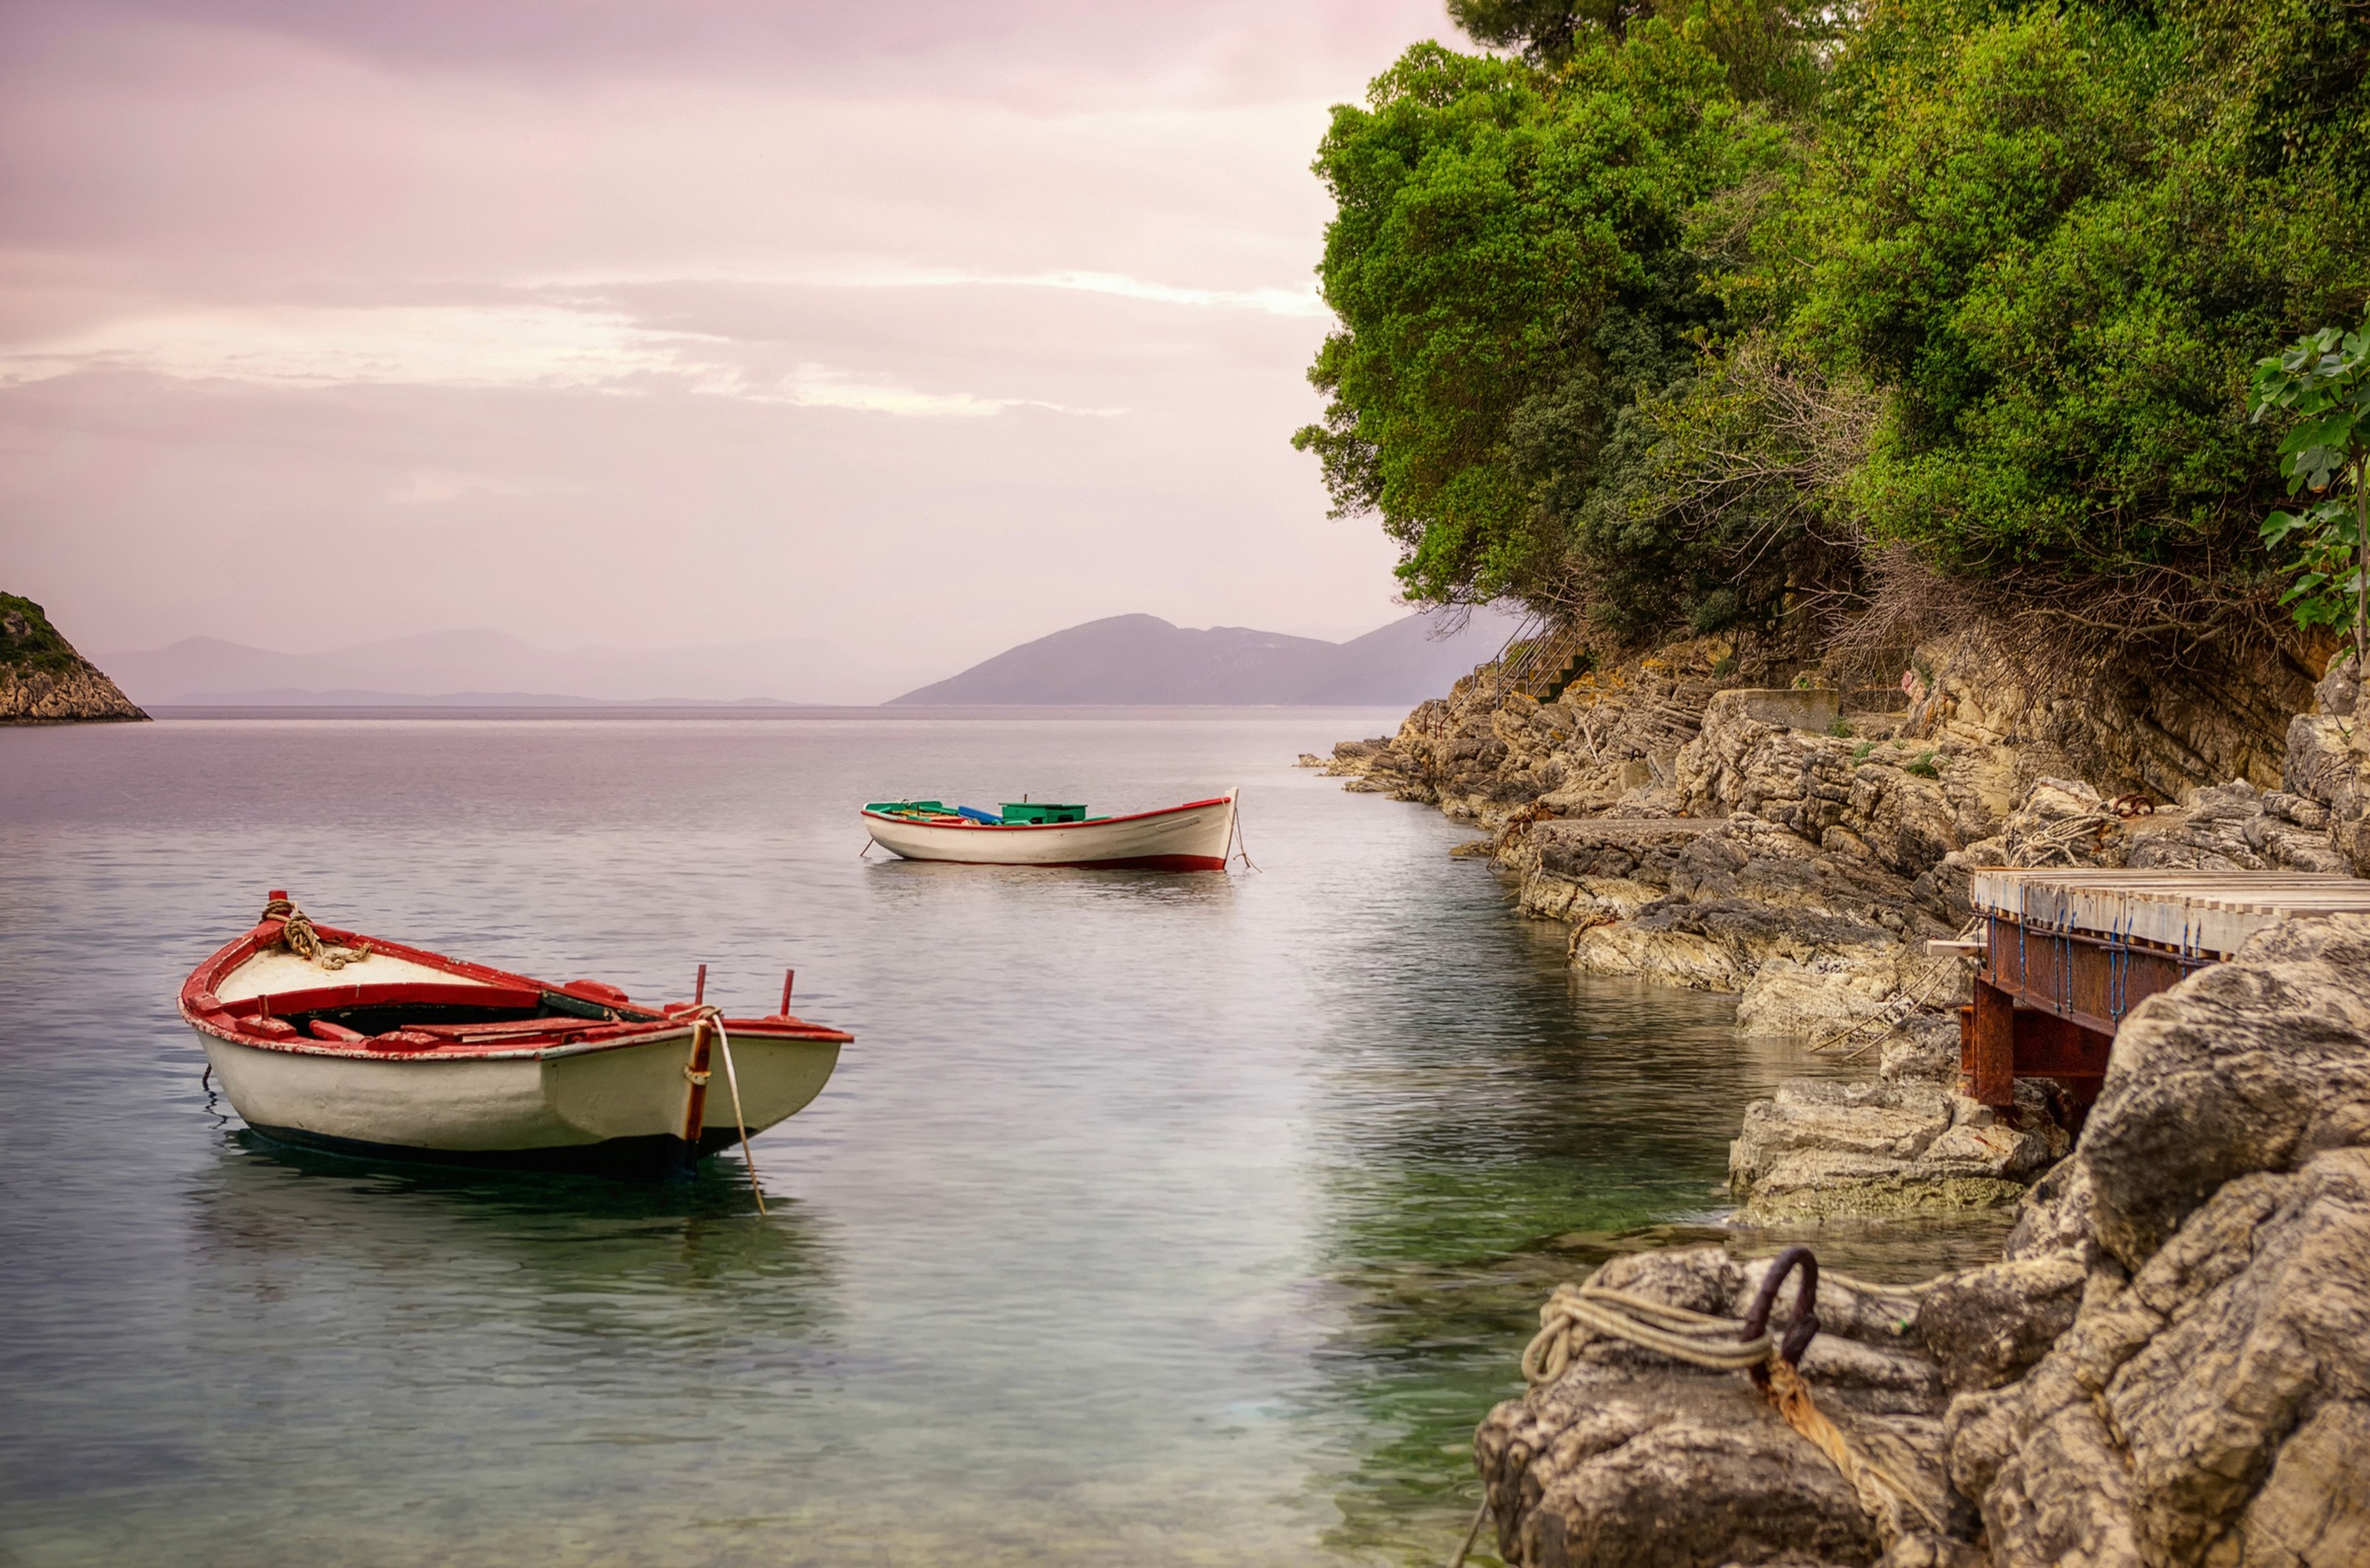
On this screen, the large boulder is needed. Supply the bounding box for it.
[1473,1249,1967,1568]
[1943,913,2370,1567]
[2079,915,2370,1267]
[1948,1149,2370,1566]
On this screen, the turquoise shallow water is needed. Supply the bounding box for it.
[3,710,1901,1565]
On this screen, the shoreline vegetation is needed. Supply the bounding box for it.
[1302,0,2370,1558]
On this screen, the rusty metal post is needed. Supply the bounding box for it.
[1969,976,2015,1110]
[679,1016,713,1151]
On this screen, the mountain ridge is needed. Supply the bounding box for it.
[100,627,920,707]
[890,608,1515,705]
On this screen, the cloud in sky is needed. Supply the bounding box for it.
[0,0,1450,668]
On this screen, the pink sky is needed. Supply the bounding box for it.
[0,0,1449,669]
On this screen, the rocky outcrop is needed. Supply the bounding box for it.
[1474,1246,1969,1568]
[1475,914,2370,1567]
[1332,640,1741,820]
[1333,632,2370,1229]
[1728,1077,2064,1223]
[2280,653,2370,876]
[1502,813,1966,1035]
[0,594,145,724]
[1334,638,2370,1036]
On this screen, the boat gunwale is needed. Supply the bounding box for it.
[180,918,852,1061]
[859,793,1232,833]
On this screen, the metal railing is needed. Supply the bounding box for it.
[1486,616,1591,703]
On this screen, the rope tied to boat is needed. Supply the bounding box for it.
[1498,1247,1942,1558]
[261,896,370,971]
[685,1005,765,1216]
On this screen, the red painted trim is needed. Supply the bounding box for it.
[178,909,852,1060]
[860,795,1231,833]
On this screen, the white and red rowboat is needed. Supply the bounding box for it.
[180,895,851,1173]
[860,790,1238,871]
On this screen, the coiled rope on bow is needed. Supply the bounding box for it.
[261,896,371,971]
[688,1006,765,1216]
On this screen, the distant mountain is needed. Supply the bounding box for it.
[147,688,800,709]
[100,628,922,707]
[890,608,1522,705]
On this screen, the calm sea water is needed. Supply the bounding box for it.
[0,711,1943,1566]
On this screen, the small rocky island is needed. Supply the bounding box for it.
[1,593,147,724]
[1324,635,2370,1565]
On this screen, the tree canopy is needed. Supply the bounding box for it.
[1301,0,2370,653]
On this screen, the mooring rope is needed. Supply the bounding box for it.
[701,1010,766,1216]
[1496,1247,1943,1561]
[261,896,370,971]
[1522,1284,1776,1383]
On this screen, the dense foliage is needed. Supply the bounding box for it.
[1294,28,1795,625]
[2252,323,2370,656]
[1301,0,2370,651]
[0,593,89,679]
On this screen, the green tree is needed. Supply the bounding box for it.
[1447,0,1628,63]
[1295,32,1787,621]
[1777,0,2370,583]
[2252,324,2370,661]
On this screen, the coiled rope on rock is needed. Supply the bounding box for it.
[261,897,371,971]
[1454,1247,1941,1567]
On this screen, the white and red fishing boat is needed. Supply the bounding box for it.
[180,893,850,1173]
[860,790,1238,871]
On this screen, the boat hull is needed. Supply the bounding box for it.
[862,791,1235,870]
[196,1025,840,1167]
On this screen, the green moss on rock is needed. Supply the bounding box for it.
[1,593,147,723]
[1,593,88,679]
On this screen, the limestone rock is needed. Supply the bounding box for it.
[1999,1158,2100,1267]
[1876,1015,1961,1086]
[1553,818,1962,1033]
[2080,913,2370,1268]
[1728,1081,2061,1222]
[1905,630,2307,800]
[0,593,145,725]
[1474,1249,1965,1568]
[1932,919,2370,1567]
[1958,1149,2370,1566]
[2311,648,2359,720]
[1913,1254,2085,1393]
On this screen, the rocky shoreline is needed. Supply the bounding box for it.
[1324,636,2370,1564]
[1,593,146,725]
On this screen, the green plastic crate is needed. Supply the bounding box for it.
[999,802,1087,823]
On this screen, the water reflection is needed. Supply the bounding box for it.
[2,715,2010,1567]
[197,1132,841,1319]
[1296,883,1869,1565]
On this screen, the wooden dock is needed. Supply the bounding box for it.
[1958,869,2370,1116]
